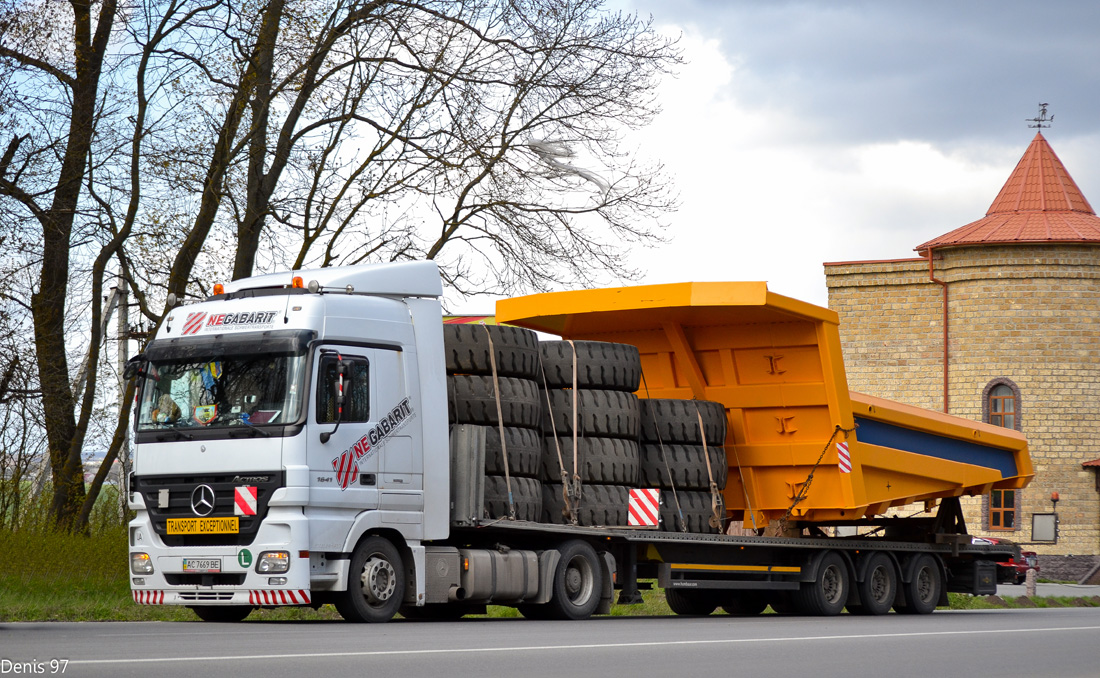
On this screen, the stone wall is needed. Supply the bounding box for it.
[825,245,1100,559]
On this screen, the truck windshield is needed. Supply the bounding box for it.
[136,352,306,432]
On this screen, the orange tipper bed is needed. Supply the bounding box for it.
[496,281,1032,527]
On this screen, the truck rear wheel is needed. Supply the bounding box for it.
[665,588,717,616]
[851,552,896,615]
[336,536,405,623]
[189,605,253,622]
[547,540,602,620]
[896,554,941,615]
[792,551,848,616]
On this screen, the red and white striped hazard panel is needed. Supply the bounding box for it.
[249,589,311,606]
[234,486,258,516]
[133,590,165,605]
[628,488,660,526]
[837,441,852,474]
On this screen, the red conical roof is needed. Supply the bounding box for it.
[916,132,1100,252]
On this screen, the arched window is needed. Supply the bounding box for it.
[982,378,1022,531]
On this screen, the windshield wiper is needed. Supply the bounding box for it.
[228,413,271,438]
[155,424,193,441]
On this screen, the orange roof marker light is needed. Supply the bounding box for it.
[212,283,225,295]
[291,276,304,289]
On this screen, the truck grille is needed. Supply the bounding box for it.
[134,472,284,547]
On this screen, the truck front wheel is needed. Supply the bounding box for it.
[336,536,405,623]
[547,540,602,620]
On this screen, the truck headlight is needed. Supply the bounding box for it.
[256,551,290,574]
[131,552,154,574]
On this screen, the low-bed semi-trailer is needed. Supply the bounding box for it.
[126,261,1030,621]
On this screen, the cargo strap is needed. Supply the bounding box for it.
[567,340,582,524]
[481,323,516,520]
[640,373,687,532]
[778,423,858,531]
[539,344,579,525]
[694,404,723,531]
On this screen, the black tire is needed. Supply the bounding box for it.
[543,389,639,440]
[640,399,727,445]
[853,552,897,616]
[896,554,941,615]
[448,375,541,428]
[483,475,542,521]
[444,324,540,379]
[335,536,406,623]
[792,551,848,616]
[189,605,252,622]
[541,436,639,485]
[638,443,728,491]
[539,341,641,392]
[665,588,718,616]
[720,591,769,616]
[541,483,629,527]
[547,539,603,620]
[484,426,541,478]
[659,489,723,533]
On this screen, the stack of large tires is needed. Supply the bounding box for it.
[638,398,728,533]
[539,341,641,526]
[445,324,543,521]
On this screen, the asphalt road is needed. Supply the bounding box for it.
[4,608,1099,678]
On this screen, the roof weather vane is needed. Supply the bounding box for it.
[1027,103,1053,129]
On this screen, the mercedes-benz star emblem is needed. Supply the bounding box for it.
[190,484,216,516]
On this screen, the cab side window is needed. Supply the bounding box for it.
[317,355,369,423]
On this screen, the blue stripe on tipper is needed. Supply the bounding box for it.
[853,416,1018,479]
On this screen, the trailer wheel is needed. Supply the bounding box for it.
[539,341,641,392]
[639,399,727,445]
[335,536,405,623]
[544,389,639,440]
[720,592,769,616]
[896,554,941,615]
[444,324,540,379]
[665,588,717,616]
[792,551,848,616]
[448,375,542,428]
[189,605,253,622]
[547,540,602,620]
[852,553,896,615]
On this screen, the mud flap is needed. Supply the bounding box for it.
[597,551,617,615]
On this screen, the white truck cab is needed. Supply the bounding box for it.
[128,261,450,620]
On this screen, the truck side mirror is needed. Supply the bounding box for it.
[320,358,350,444]
[123,354,146,381]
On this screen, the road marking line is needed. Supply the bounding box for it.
[69,625,1100,666]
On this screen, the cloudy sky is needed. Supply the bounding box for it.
[612,0,1100,306]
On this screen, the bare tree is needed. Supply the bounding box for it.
[0,0,678,531]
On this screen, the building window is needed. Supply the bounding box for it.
[982,378,1022,531]
[989,489,1016,531]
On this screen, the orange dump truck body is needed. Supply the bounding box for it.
[497,281,1032,527]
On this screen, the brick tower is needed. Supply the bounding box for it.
[825,132,1100,581]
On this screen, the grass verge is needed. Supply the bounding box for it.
[3,527,1097,622]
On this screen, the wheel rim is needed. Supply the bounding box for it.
[869,566,891,604]
[564,555,595,605]
[914,566,934,604]
[822,564,843,604]
[361,555,397,606]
